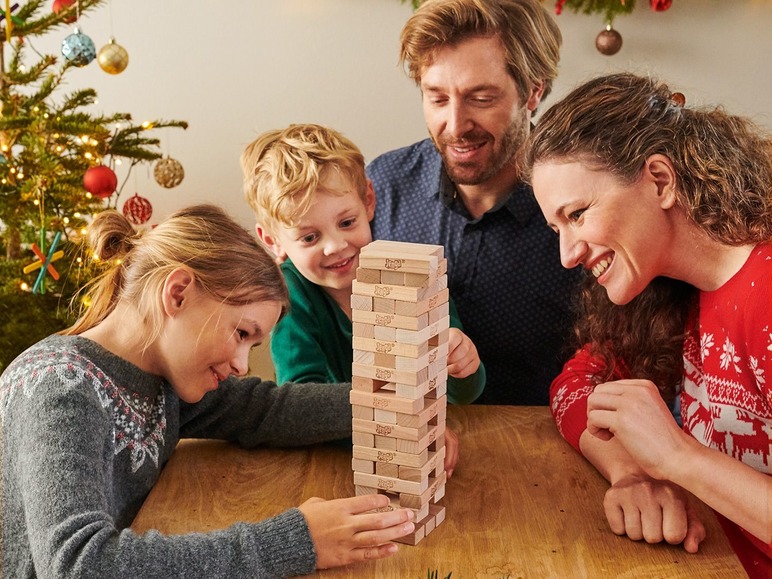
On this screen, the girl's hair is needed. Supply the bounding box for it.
[63,204,289,346]
[526,72,772,398]
[241,123,367,236]
[400,0,561,105]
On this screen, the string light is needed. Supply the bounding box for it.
[20,282,29,291]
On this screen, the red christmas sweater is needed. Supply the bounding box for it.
[550,243,771,578]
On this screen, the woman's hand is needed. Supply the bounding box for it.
[299,494,415,569]
[446,328,480,379]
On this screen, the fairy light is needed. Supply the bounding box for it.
[141,121,153,129]
[115,158,123,166]
[85,192,92,199]
[84,152,93,159]
[20,282,29,291]
[80,227,87,235]
[33,199,39,205]
[63,217,70,224]
[80,135,89,143]
[74,212,81,218]
[1,144,8,152]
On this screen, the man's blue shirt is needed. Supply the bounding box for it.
[367,138,580,405]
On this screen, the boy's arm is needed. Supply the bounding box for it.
[446,296,485,404]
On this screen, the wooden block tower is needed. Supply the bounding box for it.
[350,239,448,545]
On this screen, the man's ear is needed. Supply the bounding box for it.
[644,154,678,210]
[526,81,546,114]
[364,179,376,221]
[255,225,287,261]
[161,267,196,317]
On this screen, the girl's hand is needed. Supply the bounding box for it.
[443,427,459,479]
[446,328,480,379]
[299,494,415,569]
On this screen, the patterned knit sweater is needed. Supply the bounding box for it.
[549,243,771,576]
[1,334,352,579]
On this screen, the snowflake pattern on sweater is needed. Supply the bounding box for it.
[0,341,166,473]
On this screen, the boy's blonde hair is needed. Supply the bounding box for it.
[241,124,367,235]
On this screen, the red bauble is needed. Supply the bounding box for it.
[52,0,77,24]
[122,193,153,225]
[83,166,117,199]
[650,0,672,11]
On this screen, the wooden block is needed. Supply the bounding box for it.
[352,309,429,332]
[396,396,446,428]
[428,300,450,325]
[373,407,397,424]
[395,316,450,345]
[429,328,449,348]
[375,462,400,478]
[373,325,397,341]
[429,503,446,526]
[425,377,447,400]
[350,294,373,312]
[353,336,429,359]
[396,422,445,454]
[373,297,395,314]
[353,349,375,365]
[351,375,389,392]
[399,447,446,482]
[354,471,428,495]
[417,510,436,537]
[429,431,445,453]
[374,352,396,368]
[355,485,378,496]
[395,343,448,372]
[374,435,397,450]
[362,239,444,259]
[380,270,405,286]
[367,493,429,523]
[352,418,429,442]
[396,367,447,399]
[352,322,374,339]
[359,253,438,275]
[352,279,441,304]
[394,287,450,317]
[352,457,374,474]
[350,389,425,415]
[356,268,381,284]
[432,483,446,503]
[352,404,374,420]
[352,431,374,447]
[399,471,447,509]
[352,445,429,468]
[351,362,430,387]
[394,524,425,546]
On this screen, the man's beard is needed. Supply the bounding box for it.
[432,111,528,186]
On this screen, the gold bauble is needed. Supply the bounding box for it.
[98,37,129,75]
[154,157,185,188]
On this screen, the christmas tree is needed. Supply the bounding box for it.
[0,0,187,371]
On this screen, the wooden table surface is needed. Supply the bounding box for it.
[131,406,745,578]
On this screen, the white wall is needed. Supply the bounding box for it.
[30,0,772,229]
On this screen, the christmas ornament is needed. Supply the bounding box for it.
[83,165,117,198]
[98,37,129,75]
[25,231,62,295]
[62,28,96,67]
[595,26,623,56]
[650,0,672,12]
[122,193,153,225]
[52,0,77,24]
[154,156,185,188]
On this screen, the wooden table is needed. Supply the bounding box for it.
[131,406,745,578]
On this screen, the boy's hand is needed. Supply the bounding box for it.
[446,328,480,379]
[300,494,415,569]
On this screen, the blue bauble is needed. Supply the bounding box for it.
[61,29,96,67]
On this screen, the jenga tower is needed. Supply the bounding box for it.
[350,240,448,545]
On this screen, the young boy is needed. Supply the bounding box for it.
[241,124,485,406]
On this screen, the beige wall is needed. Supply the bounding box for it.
[33,0,772,231]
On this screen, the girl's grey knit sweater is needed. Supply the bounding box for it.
[1,334,352,578]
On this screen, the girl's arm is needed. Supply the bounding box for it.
[446,297,485,404]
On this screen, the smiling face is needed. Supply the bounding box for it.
[261,171,375,310]
[420,35,542,188]
[159,281,283,403]
[531,159,678,305]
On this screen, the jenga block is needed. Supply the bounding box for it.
[374,435,397,450]
[356,268,381,283]
[351,362,430,386]
[352,309,429,332]
[349,389,425,415]
[352,457,374,474]
[367,492,430,523]
[359,253,439,275]
[350,294,373,312]
[351,375,389,392]
[429,432,445,453]
[352,279,443,304]
[352,418,429,442]
[352,322,374,339]
[354,471,428,495]
[353,336,429,359]
[428,300,450,325]
[352,431,374,447]
[395,316,450,345]
[375,462,400,478]
[395,343,448,372]
[374,352,396,368]
[394,524,425,546]
[396,396,446,428]
[398,447,446,482]
[396,422,445,454]
[429,503,446,526]
[425,377,448,400]
[362,239,444,259]
[373,325,397,341]
[352,445,429,468]
[429,328,449,347]
[395,367,447,399]
[432,483,446,503]
[353,349,375,365]
[372,297,396,314]
[394,287,450,317]
[355,485,378,496]
[352,404,374,420]
[399,471,447,509]
[374,407,397,424]
[380,270,405,286]
[417,510,436,537]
